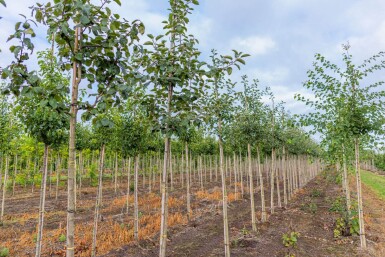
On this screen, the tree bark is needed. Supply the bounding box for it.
[91,144,105,257]
[257,146,267,222]
[1,155,9,223]
[67,26,81,257]
[134,155,139,241]
[35,144,49,257]
[248,143,257,231]
[354,138,366,248]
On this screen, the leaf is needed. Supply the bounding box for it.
[0,0,6,7]
[49,98,58,109]
[114,0,121,6]
[226,67,232,75]
[24,28,34,35]
[80,15,90,25]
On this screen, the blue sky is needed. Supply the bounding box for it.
[1,0,385,116]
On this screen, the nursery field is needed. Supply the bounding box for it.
[1,0,385,256]
[1,164,384,257]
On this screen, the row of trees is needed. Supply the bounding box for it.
[0,0,323,256]
[296,43,385,248]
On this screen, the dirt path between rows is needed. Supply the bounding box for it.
[104,172,379,257]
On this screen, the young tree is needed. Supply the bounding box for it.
[203,49,248,256]
[2,1,145,254]
[14,49,69,256]
[296,44,385,248]
[141,1,204,255]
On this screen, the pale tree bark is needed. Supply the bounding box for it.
[91,144,105,257]
[114,152,118,195]
[126,157,132,214]
[55,154,61,201]
[1,155,9,223]
[233,152,238,200]
[257,146,267,222]
[185,142,192,221]
[159,82,173,257]
[218,118,230,257]
[248,144,257,231]
[282,147,287,207]
[270,148,276,214]
[354,138,366,248]
[67,26,82,257]
[342,144,351,214]
[35,144,49,257]
[134,155,139,241]
[12,154,17,196]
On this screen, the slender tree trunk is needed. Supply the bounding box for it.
[12,154,17,196]
[233,152,238,200]
[342,144,351,214]
[270,148,275,214]
[114,152,118,195]
[91,144,105,257]
[354,138,366,248]
[185,142,192,221]
[78,151,83,200]
[159,82,173,257]
[218,118,230,257]
[1,155,9,223]
[67,26,81,257]
[126,158,132,214]
[282,147,287,207]
[134,155,139,241]
[55,154,61,201]
[257,146,266,222]
[248,144,257,231]
[35,144,49,257]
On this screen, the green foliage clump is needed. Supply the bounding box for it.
[282,231,300,248]
[58,234,66,242]
[329,197,346,213]
[0,247,9,257]
[310,188,324,198]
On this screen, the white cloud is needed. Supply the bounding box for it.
[231,36,276,56]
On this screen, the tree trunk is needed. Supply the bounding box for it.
[354,138,366,248]
[342,144,351,214]
[270,148,275,214]
[126,157,131,214]
[256,145,267,222]
[55,154,61,201]
[91,144,105,257]
[134,155,139,241]
[114,152,118,195]
[185,142,192,221]
[159,82,173,257]
[12,154,17,196]
[218,119,230,257]
[247,143,257,231]
[1,155,9,223]
[35,144,49,257]
[67,26,81,257]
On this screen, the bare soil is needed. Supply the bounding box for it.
[1,170,384,256]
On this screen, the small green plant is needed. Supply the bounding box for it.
[300,202,317,214]
[230,239,239,248]
[130,182,135,192]
[58,234,66,242]
[308,202,318,213]
[329,197,346,213]
[241,226,249,236]
[0,247,9,257]
[32,234,37,243]
[282,231,300,248]
[333,217,346,238]
[310,189,323,198]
